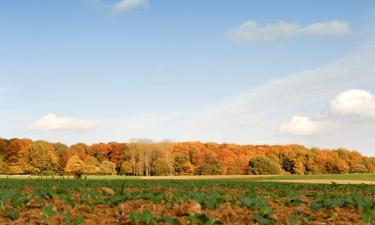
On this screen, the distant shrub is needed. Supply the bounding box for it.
[350,164,368,173]
[248,156,282,175]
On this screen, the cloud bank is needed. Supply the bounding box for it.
[280,89,375,136]
[30,114,96,131]
[230,20,351,42]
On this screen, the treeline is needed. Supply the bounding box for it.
[0,138,374,176]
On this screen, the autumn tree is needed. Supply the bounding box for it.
[70,143,89,160]
[364,158,375,173]
[0,137,373,176]
[120,161,133,175]
[6,139,32,174]
[173,154,194,175]
[324,157,350,174]
[194,156,224,175]
[25,141,59,174]
[100,160,116,175]
[0,155,7,173]
[248,156,282,175]
[88,143,112,162]
[65,155,84,178]
[53,143,70,175]
[152,158,173,176]
[0,138,8,158]
[83,156,100,174]
[108,142,126,171]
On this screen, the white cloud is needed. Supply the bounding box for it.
[279,116,326,136]
[279,89,375,137]
[302,20,352,36]
[329,89,375,118]
[230,20,351,42]
[30,114,97,131]
[112,0,149,14]
[230,20,300,42]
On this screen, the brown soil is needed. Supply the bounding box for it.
[0,195,367,225]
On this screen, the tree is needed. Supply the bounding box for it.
[194,157,224,175]
[248,156,282,175]
[152,158,173,176]
[282,158,305,175]
[364,158,375,173]
[89,143,112,162]
[324,157,349,174]
[83,156,100,174]
[65,156,84,178]
[54,143,70,175]
[6,139,32,173]
[0,155,8,173]
[26,141,59,174]
[100,160,116,175]
[120,161,133,175]
[173,154,194,175]
[70,143,89,160]
[108,142,126,171]
[0,138,8,157]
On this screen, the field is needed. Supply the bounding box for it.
[0,175,375,224]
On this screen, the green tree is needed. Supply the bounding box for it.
[248,156,282,175]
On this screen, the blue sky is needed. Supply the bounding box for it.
[1,0,375,155]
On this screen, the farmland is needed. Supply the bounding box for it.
[1,176,375,224]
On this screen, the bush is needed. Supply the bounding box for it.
[248,156,282,175]
[350,164,368,173]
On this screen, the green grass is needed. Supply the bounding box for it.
[0,173,374,181]
[250,173,375,181]
[0,175,141,180]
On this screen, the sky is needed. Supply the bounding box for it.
[1,0,375,156]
